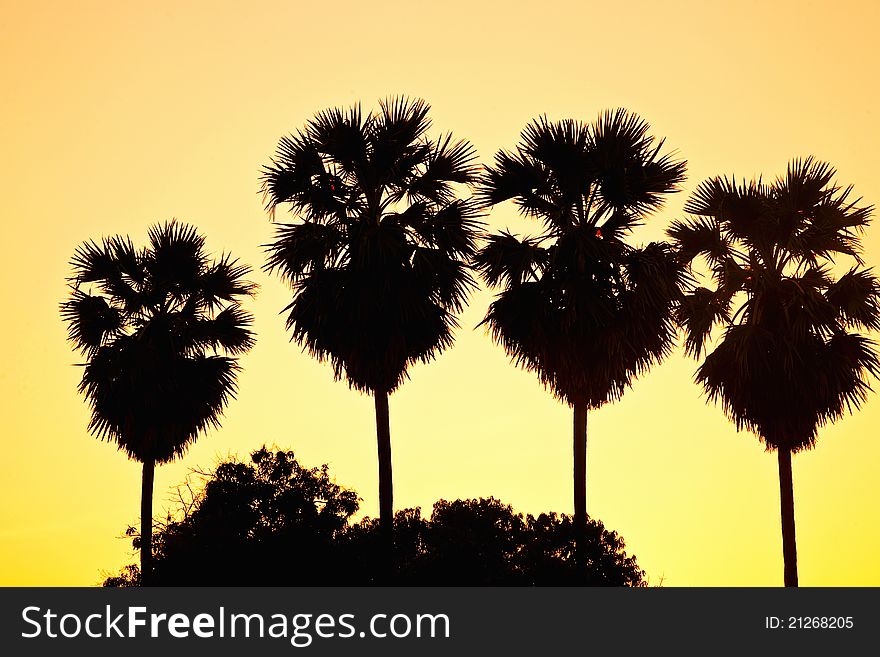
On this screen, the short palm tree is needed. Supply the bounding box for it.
[668,158,879,586]
[61,221,256,584]
[260,97,481,542]
[473,110,686,534]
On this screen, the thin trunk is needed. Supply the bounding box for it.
[140,458,155,586]
[573,403,588,533]
[777,448,798,587]
[374,390,393,539]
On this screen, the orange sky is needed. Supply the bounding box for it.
[1,0,879,586]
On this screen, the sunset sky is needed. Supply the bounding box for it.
[2,0,879,586]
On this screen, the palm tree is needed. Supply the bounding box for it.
[259,97,481,544]
[668,158,879,586]
[473,110,686,535]
[61,221,256,584]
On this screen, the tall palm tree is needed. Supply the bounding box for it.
[668,158,879,586]
[259,97,481,543]
[61,221,256,584]
[473,110,686,534]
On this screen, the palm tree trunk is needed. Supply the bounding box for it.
[777,448,798,587]
[374,390,393,537]
[140,458,155,586]
[573,403,588,532]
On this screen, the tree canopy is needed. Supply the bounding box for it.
[669,158,880,452]
[61,221,257,464]
[260,97,482,394]
[473,110,686,408]
[104,447,645,587]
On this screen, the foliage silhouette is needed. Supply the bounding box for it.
[473,110,686,534]
[113,447,358,586]
[668,158,880,586]
[61,221,256,584]
[104,447,644,586]
[259,97,483,547]
[339,498,644,586]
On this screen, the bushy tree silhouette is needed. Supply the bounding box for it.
[668,158,879,586]
[112,447,359,586]
[259,97,482,547]
[394,498,643,586]
[104,449,644,586]
[61,221,256,584]
[473,110,686,534]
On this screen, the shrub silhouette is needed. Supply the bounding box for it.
[104,447,644,586]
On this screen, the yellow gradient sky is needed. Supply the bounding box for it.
[2,0,879,586]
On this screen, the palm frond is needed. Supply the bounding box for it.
[521,117,591,199]
[70,237,146,310]
[259,132,351,221]
[683,176,734,216]
[305,104,368,174]
[411,246,475,312]
[146,221,208,296]
[622,241,685,310]
[369,96,432,179]
[598,209,642,237]
[402,133,478,203]
[479,150,553,209]
[819,333,880,415]
[263,221,346,282]
[676,287,730,357]
[70,239,116,284]
[191,304,256,356]
[590,108,686,214]
[396,199,483,257]
[666,217,730,265]
[825,267,880,329]
[791,221,860,266]
[432,199,483,257]
[261,133,325,210]
[472,232,549,287]
[60,289,123,354]
[200,253,257,309]
[774,157,835,214]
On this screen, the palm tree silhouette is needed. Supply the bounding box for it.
[259,97,481,544]
[60,221,256,584]
[668,158,879,586]
[473,110,686,535]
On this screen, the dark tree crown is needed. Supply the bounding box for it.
[260,97,483,393]
[61,221,257,463]
[669,157,879,451]
[473,109,687,407]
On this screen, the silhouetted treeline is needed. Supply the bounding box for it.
[103,447,644,587]
[66,97,880,589]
